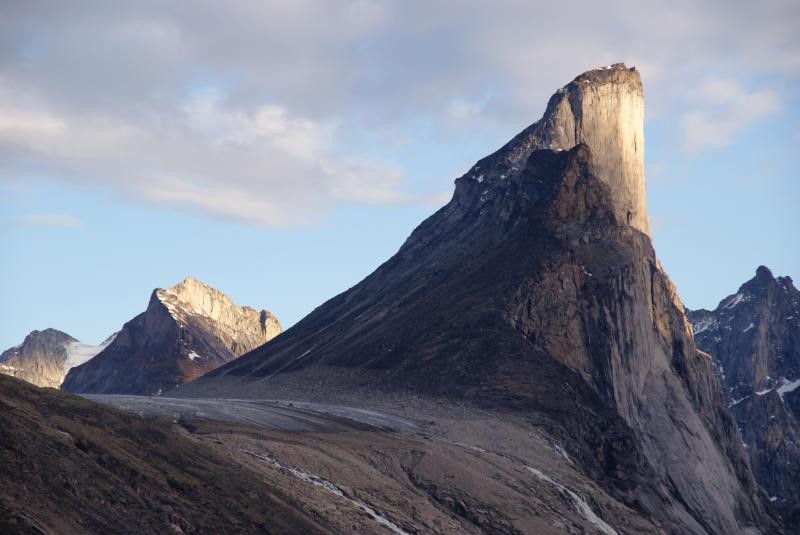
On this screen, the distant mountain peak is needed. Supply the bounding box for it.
[687,269,800,529]
[153,276,278,337]
[755,264,774,279]
[0,328,111,388]
[63,277,281,395]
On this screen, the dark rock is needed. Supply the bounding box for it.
[688,267,800,529]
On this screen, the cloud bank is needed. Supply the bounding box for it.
[1,0,797,225]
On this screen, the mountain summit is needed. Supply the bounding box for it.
[463,63,648,234]
[178,66,776,532]
[0,329,113,388]
[62,277,280,395]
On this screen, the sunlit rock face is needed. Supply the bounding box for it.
[0,328,113,388]
[62,277,281,395]
[156,277,282,356]
[459,63,648,235]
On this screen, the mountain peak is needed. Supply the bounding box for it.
[755,264,775,281]
[63,278,282,395]
[456,62,648,235]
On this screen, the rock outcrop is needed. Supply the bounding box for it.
[465,63,648,234]
[688,267,800,530]
[179,66,777,533]
[61,277,281,395]
[0,328,113,388]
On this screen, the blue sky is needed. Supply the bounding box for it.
[1,1,798,348]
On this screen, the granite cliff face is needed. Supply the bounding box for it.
[179,66,776,533]
[466,63,648,234]
[62,277,280,395]
[0,329,113,388]
[688,267,800,529]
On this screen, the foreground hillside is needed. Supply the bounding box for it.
[0,375,321,534]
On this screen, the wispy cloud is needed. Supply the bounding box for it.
[680,77,781,152]
[16,212,82,227]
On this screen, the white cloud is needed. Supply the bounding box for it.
[0,0,797,224]
[0,86,408,226]
[680,77,781,152]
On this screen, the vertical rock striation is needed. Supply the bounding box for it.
[61,277,281,395]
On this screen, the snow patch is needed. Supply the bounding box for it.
[242,450,409,534]
[64,336,114,371]
[525,466,618,535]
[742,322,755,333]
[187,351,201,361]
[777,378,800,399]
[729,395,751,406]
[692,317,716,335]
[722,292,747,309]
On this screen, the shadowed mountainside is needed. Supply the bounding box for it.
[0,374,323,534]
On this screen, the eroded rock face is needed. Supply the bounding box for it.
[180,66,776,533]
[688,267,800,529]
[0,329,112,388]
[61,278,281,395]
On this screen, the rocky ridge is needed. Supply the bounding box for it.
[688,266,800,530]
[62,277,280,395]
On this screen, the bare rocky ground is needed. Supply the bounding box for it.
[90,394,660,534]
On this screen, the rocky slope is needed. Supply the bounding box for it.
[62,277,281,395]
[0,329,113,388]
[178,65,778,533]
[0,374,322,534]
[688,267,800,530]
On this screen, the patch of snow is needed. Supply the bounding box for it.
[187,351,201,361]
[296,349,311,361]
[64,336,114,371]
[453,441,488,453]
[770,497,778,502]
[755,387,773,396]
[729,395,750,406]
[525,466,618,535]
[742,322,755,333]
[243,450,409,535]
[722,292,747,309]
[692,317,716,335]
[777,378,800,399]
[553,444,574,465]
[477,174,484,183]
